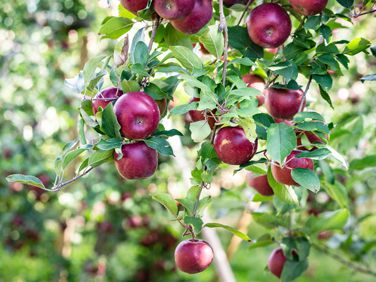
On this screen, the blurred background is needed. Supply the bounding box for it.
[0,0,375,281]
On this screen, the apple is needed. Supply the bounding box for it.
[271,150,314,186]
[289,0,328,16]
[224,0,249,7]
[246,3,292,48]
[171,0,213,34]
[114,142,158,179]
[154,0,195,20]
[247,173,274,196]
[214,127,257,165]
[242,74,265,106]
[174,239,214,274]
[265,87,304,120]
[114,92,160,139]
[185,98,216,129]
[92,87,123,114]
[120,0,148,14]
[268,248,286,278]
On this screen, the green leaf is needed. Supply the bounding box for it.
[291,168,321,193]
[319,86,333,108]
[170,46,203,71]
[228,26,263,60]
[6,174,46,190]
[184,216,204,234]
[154,129,183,137]
[350,155,376,170]
[294,111,324,123]
[252,212,289,229]
[204,223,251,241]
[83,56,106,85]
[152,192,178,215]
[344,37,371,55]
[96,138,123,151]
[170,102,197,115]
[313,74,333,90]
[267,123,297,164]
[145,136,174,156]
[132,41,149,66]
[281,260,309,282]
[199,25,224,58]
[267,168,299,204]
[296,148,331,160]
[336,0,354,8]
[323,181,349,208]
[189,120,211,143]
[248,234,274,249]
[63,148,87,169]
[269,61,298,82]
[99,17,133,39]
[101,103,121,138]
[326,145,349,169]
[88,150,113,167]
[305,209,350,233]
[304,16,321,30]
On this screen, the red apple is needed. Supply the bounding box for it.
[174,239,214,274]
[271,150,314,186]
[242,74,265,106]
[185,98,216,129]
[214,127,257,165]
[289,0,328,16]
[120,0,148,14]
[265,88,304,120]
[247,173,274,196]
[114,142,158,179]
[268,248,286,278]
[154,0,195,20]
[171,0,213,34]
[114,92,160,139]
[246,3,292,48]
[92,87,123,114]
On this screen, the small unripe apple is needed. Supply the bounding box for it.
[114,92,160,139]
[92,87,123,114]
[120,0,148,14]
[171,0,213,34]
[114,142,158,179]
[289,0,328,16]
[242,74,265,106]
[214,127,257,165]
[246,3,292,48]
[271,150,314,186]
[268,248,286,278]
[265,88,304,120]
[154,0,195,20]
[174,239,214,274]
[247,173,274,196]
[185,98,216,129]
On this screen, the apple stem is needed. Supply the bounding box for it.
[299,75,312,112]
[237,0,253,26]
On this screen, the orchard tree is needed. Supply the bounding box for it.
[6,0,376,281]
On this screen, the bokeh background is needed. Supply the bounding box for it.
[0,0,375,281]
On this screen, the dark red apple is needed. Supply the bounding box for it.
[246,3,292,48]
[224,0,249,7]
[171,0,213,34]
[214,127,257,165]
[185,98,216,129]
[289,0,328,16]
[120,0,148,14]
[268,248,286,278]
[247,173,274,196]
[265,88,304,120]
[154,0,195,20]
[92,87,123,114]
[114,142,158,179]
[174,239,214,274]
[114,92,160,139]
[242,74,265,106]
[271,150,314,186]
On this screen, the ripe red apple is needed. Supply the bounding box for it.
[271,150,314,186]
[92,87,123,114]
[171,0,213,34]
[175,239,214,274]
[114,142,158,179]
[246,3,292,48]
[247,173,274,196]
[114,92,160,139]
[268,248,286,278]
[224,0,249,7]
[154,0,195,20]
[185,98,216,129]
[120,0,148,14]
[242,74,265,106]
[265,88,304,120]
[214,127,257,165]
[289,0,328,16]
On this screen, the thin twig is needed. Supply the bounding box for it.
[299,75,313,112]
[148,15,161,52]
[42,167,94,192]
[352,8,376,18]
[312,243,376,277]
[237,0,253,26]
[219,0,229,86]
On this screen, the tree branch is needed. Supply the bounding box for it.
[148,15,161,52]
[44,167,94,192]
[237,0,253,26]
[352,8,376,18]
[219,0,229,86]
[299,75,312,112]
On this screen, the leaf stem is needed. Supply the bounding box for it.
[148,14,161,52]
[219,0,229,86]
[299,75,313,112]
